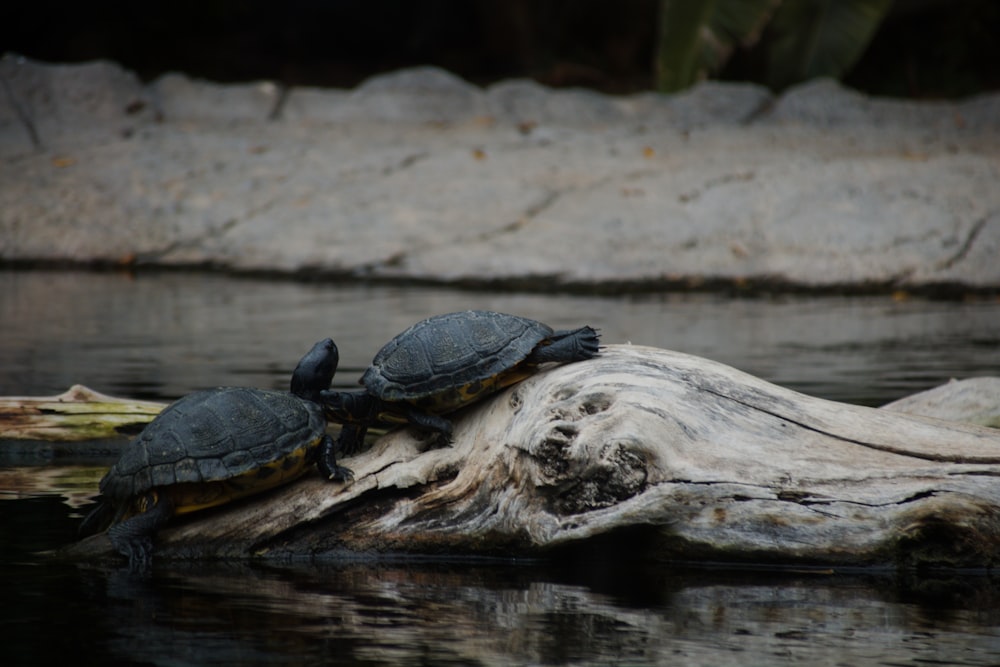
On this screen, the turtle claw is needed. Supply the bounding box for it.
[106,492,171,572]
[328,465,355,483]
[127,540,153,573]
[109,533,153,572]
[317,434,355,482]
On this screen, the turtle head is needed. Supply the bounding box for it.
[291,338,339,402]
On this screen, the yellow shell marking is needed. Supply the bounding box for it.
[121,437,319,519]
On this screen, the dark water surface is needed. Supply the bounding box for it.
[3,270,1000,665]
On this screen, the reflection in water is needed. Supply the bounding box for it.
[0,466,104,508]
[3,270,1000,665]
[40,561,1000,666]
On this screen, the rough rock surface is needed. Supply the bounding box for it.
[2,55,999,291]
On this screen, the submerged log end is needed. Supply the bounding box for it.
[0,384,164,441]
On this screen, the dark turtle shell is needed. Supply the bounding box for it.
[100,386,326,514]
[361,310,554,412]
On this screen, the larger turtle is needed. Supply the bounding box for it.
[322,310,600,454]
[80,338,352,569]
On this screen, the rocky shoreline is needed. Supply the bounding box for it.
[2,55,999,294]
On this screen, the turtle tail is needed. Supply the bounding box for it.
[531,326,602,363]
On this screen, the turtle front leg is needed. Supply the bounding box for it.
[107,491,174,571]
[320,390,379,457]
[337,421,371,457]
[317,433,354,481]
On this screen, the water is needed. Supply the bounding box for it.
[2,269,1000,665]
[3,270,997,403]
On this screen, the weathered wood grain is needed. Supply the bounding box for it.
[64,345,1000,567]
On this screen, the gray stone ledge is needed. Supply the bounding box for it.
[2,55,998,293]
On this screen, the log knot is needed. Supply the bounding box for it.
[525,386,647,514]
[552,441,648,515]
[894,497,1000,568]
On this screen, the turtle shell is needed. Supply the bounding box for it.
[100,387,325,514]
[361,310,553,412]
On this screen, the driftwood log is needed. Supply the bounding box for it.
[0,384,164,441]
[54,344,1000,567]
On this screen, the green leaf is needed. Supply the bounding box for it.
[655,0,719,92]
[764,0,894,90]
[655,0,781,92]
[710,0,785,51]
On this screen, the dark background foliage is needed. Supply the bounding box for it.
[3,0,998,98]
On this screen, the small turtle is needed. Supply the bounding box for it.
[322,310,600,454]
[80,339,351,569]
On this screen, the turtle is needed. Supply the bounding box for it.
[321,310,600,454]
[79,338,352,569]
